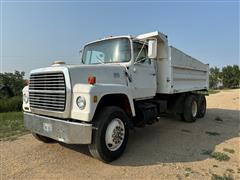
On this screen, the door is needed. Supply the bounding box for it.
[130,42,157,99]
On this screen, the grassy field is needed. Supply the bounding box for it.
[0,112,29,140]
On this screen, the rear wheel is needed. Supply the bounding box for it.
[181,95,198,122]
[32,133,55,143]
[196,94,206,118]
[88,106,129,163]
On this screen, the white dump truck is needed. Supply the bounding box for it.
[23,31,209,162]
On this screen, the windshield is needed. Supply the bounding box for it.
[82,38,131,64]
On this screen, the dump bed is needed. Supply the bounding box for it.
[156,46,209,94]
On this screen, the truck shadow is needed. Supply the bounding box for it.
[112,108,239,166]
[60,143,90,156]
[61,108,239,166]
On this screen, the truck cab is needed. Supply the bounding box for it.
[23,31,208,162]
[80,36,157,99]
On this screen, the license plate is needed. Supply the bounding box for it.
[43,123,52,132]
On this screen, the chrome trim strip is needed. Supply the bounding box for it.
[29,90,65,94]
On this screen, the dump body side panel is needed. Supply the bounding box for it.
[156,46,209,94]
[170,46,209,93]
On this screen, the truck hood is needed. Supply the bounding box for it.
[30,64,127,88]
[67,64,127,87]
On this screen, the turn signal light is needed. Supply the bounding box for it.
[93,96,98,103]
[88,76,96,85]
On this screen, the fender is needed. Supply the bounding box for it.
[70,83,135,122]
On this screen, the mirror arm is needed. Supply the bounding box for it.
[134,40,147,63]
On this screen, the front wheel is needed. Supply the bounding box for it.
[88,106,129,163]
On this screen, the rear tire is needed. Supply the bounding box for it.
[32,133,55,143]
[181,95,198,122]
[196,94,206,118]
[88,106,129,163]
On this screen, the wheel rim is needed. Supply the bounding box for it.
[192,100,197,117]
[105,118,125,151]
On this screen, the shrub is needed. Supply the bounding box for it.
[0,71,25,96]
[0,96,22,112]
[211,173,233,180]
[210,152,230,161]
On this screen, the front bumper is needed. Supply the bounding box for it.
[24,112,92,144]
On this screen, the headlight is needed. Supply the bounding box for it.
[23,93,29,103]
[76,96,86,110]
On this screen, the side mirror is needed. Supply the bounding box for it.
[79,49,83,64]
[148,39,157,59]
[79,49,83,55]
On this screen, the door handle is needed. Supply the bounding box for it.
[151,73,156,76]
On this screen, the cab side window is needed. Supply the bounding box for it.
[133,42,151,64]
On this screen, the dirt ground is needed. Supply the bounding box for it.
[1,89,240,180]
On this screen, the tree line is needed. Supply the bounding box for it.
[209,65,240,89]
[0,66,239,100]
[0,71,25,98]
[0,71,25,112]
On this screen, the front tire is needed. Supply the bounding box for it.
[88,106,129,163]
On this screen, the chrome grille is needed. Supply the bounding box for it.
[29,72,66,112]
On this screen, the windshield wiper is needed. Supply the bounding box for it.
[96,56,105,64]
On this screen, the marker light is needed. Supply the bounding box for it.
[88,76,96,85]
[93,96,98,103]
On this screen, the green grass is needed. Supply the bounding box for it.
[201,150,230,161]
[0,111,29,140]
[211,173,233,180]
[0,96,22,112]
[210,152,230,161]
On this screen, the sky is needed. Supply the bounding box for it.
[0,0,239,77]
